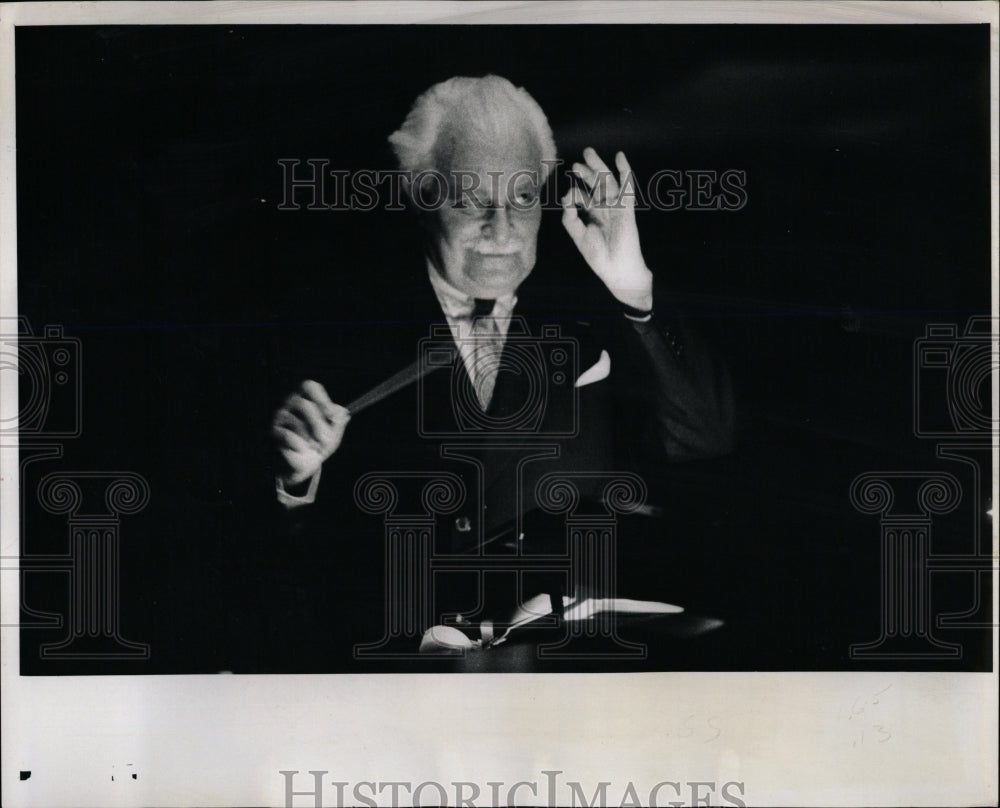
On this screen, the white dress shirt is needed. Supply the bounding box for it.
[426,261,518,403]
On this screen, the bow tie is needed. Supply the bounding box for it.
[471,298,496,318]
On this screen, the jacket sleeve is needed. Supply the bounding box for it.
[622,311,735,461]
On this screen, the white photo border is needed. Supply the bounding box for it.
[1,3,996,807]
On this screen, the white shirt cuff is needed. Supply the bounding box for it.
[276,468,321,508]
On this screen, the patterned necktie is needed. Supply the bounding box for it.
[469,298,501,410]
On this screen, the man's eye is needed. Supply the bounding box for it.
[515,190,538,206]
[452,196,487,213]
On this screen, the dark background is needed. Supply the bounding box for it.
[15,25,992,672]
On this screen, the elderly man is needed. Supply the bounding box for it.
[266,75,733,661]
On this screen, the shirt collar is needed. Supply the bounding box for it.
[426,261,517,321]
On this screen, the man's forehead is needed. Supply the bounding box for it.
[434,117,542,177]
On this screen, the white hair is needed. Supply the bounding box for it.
[388,75,557,186]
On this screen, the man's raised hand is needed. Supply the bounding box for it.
[560,147,653,312]
[271,380,351,487]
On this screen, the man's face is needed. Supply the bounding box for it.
[420,122,543,299]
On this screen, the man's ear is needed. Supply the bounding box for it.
[402,174,430,220]
[399,174,417,211]
[407,175,444,234]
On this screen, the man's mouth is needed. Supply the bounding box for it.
[472,246,520,256]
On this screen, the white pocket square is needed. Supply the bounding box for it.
[574,349,611,388]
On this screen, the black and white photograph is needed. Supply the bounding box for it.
[1,2,997,806]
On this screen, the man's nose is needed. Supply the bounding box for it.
[483,206,511,244]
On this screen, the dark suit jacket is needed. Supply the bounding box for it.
[242,265,734,669]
